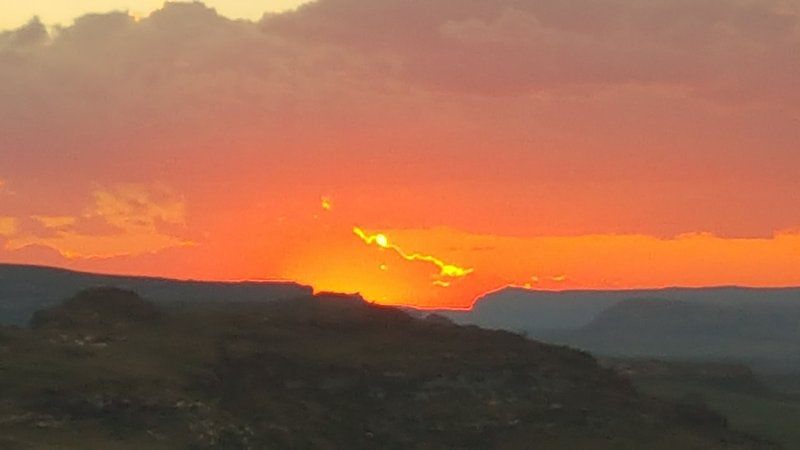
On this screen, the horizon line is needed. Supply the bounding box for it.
[3,261,800,312]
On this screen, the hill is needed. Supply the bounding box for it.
[602,358,800,448]
[434,287,800,373]
[0,288,771,449]
[0,264,312,325]
[553,299,800,373]
[443,286,800,335]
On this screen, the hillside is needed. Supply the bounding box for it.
[602,358,800,448]
[557,299,800,372]
[0,264,312,325]
[0,288,771,449]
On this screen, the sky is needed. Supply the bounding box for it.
[1,0,799,308]
[1,1,311,29]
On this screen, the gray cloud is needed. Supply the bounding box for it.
[0,1,799,239]
[262,0,800,99]
[0,17,48,49]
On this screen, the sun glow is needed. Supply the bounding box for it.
[321,196,333,211]
[352,227,474,286]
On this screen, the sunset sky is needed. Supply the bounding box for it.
[1,0,799,308]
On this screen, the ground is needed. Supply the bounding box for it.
[0,288,775,449]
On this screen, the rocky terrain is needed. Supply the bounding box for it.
[0,287,773,449]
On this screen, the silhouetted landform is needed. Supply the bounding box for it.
[5,265,800,373]
[555,299,800,372]
[30,287,161,330]
[0,264,312,325]
[450,286,800,333]
[439,287,800,373]
[0,288,771,449]
[450,287,625,332]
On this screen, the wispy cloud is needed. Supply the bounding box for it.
[353,227,474,286]
[0,217,17,237]
[5,184,194,259]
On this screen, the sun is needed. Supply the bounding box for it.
[375,234,389,248]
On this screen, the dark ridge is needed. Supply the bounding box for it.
[0,263,313,326]
[30,287,159,330]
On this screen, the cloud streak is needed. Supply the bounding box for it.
[353,226,474,285]
[4,184,193,259]
[0,217,17,237]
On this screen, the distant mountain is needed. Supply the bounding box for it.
[432,286,800,373]
[0,288,769,449]
[0,264,312,325]
[441,286,800,333]
[442,287,623,335]
[556,298,800,373]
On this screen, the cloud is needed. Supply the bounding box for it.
[89,183,187,232]
[5,184,193,259]
[353,226,474,285]
[0,217,17,237]
[0,17,48,49]
[33,216,77,229]
[0,0,799,271]
[262,0,800,100]
[2,0,795,142]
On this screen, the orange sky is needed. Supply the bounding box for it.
[1,1,799,308]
